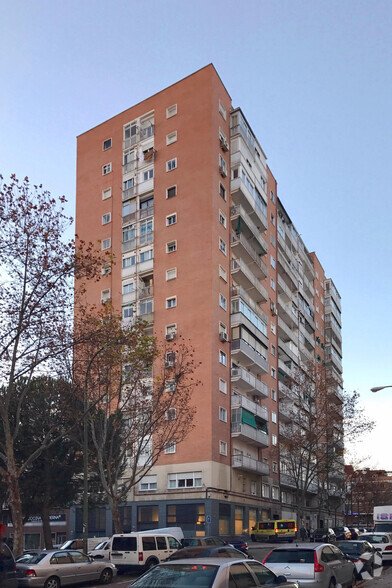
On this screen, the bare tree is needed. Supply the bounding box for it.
[73,306,198,533]
[0,175,101,555]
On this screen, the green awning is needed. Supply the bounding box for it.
[242,409,256,428]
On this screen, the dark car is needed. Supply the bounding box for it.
[166,546,248,561]
[0,543,17,588]
[312,528,336,543]
[336,540,381,580]
[219,535,248,555]
[349,528,360,540]
[182,536,228,548]
[332,526,352,540]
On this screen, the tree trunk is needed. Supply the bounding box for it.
[110,496,123,534]
[7,473,24,557]
[41,503,53,549]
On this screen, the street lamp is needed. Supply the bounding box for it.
[371,386,392,393]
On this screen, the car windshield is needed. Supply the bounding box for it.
[337,542,361,553]
[265,549,314,564]
[132,564,219,588]
[182,539,200,547]
[92,541,107,550]
[361,535,387,544]
[16,552,47,564]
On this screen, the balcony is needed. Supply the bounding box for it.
[231,367,268,398]
[231,394,268,422]
[139,285,153,299]
[231,286,268,322]
[278,338,299,365]
[232,454,270,476]
[277,295,297,330]
[231,176,268,231]
[122,160,137,174]
[278,359,292,379]
[231,258,268,303]
[280,473,318,494]
[278,254,298,290]
[230,205,268,255]
[278,318,297,344]
[231,233,268,279]
[122,205,154,228]
[277,274,296,302]
[231,312,268,349]
[299,344,313,364]
[231,339,268,374]
[231,422,269,448]
[278,402,292,423]
[299,322,315,350]
[325,317,342,344]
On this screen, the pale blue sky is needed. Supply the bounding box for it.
[1,0,391,468]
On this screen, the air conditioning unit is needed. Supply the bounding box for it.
[166,332,176,341]
[220,137,229,152]
[219,165,227,177]
[166,383,176,392]
[101,266,111,276]
[219,332,228,343]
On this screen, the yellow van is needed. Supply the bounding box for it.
[251,519,297,542]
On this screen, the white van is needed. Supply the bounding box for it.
[109,532,182,571]
[60,537,109,552]
[88,538,111,561]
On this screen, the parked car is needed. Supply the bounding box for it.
[263,543,356,588]
[332,526,352,540]
[358,527,369,534]
[0,542,17,588]
[15,549,116,587]
[59,537,109,551]
[348,528,360,540]
[219,535,248,555]
[110,532,182,571]
[166,546,248,561]
[336,540,381,580]
[88,539,111,561]
[128,557,300,588]
[181,536,228,547]
[312,528,336,543]
[359,532,392,562]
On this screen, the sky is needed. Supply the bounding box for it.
[1,0,391,469]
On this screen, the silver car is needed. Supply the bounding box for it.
[16,549,117,588]
[129,557,300,587]
[263,543,356,588]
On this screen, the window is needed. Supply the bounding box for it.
[102,163,112,175]
[271,411,277,424]
[140,249,153,263]
[262,484,270,498]
[166,104,177,118]
[166,131,177,145]
[270,322,276,334]
[219,407,227,422]
[220,441,227,456]
[270,212,275,225]
[101,289,110,303]
[219,210,226,228]
[166,267,177,281]
[168,472,202,489]
[102,187,111,200]
[102,213,111,225]
[270,190,275,202]
[219,183,226,201]
[270,234,276,247]
[219,238,226,255]
[219,265,227,282]
[219,293,227,310]
[166,158,177,172]
[166,241,177,253]
[166,213,177,226]
[166,297,177,309]
[270,256,276,269]
[123,178,134,190]
[166,324,177,336]
[271,389,277,401]
[271,367,276,379]
[271,345,276,357]
[270,278,276,290]
[123,282,134,294]
[272,461,278,473]
[142,169,153,182]
[219,378,227,394]
[165,408,177,421]
[219,100,226,120]
[272,434,277,446]
[101,263,111,276]
[122,255,136,268]
[165,379,176,392]
[139,475,157,492]
[272,486,279,500]
[102,238,111,250]
[219,350,227,366]
[122,306,134,319]
[103,138,112,151]
[167,185,177,199]
[164,441,176,454]
[219,154,227,176]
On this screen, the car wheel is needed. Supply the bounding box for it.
[44,577,60,588]
[99,568,113,585]
[145,558,159,570]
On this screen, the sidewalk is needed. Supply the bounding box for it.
[362,565,392,586]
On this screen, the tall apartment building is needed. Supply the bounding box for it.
[75,64,344,537]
